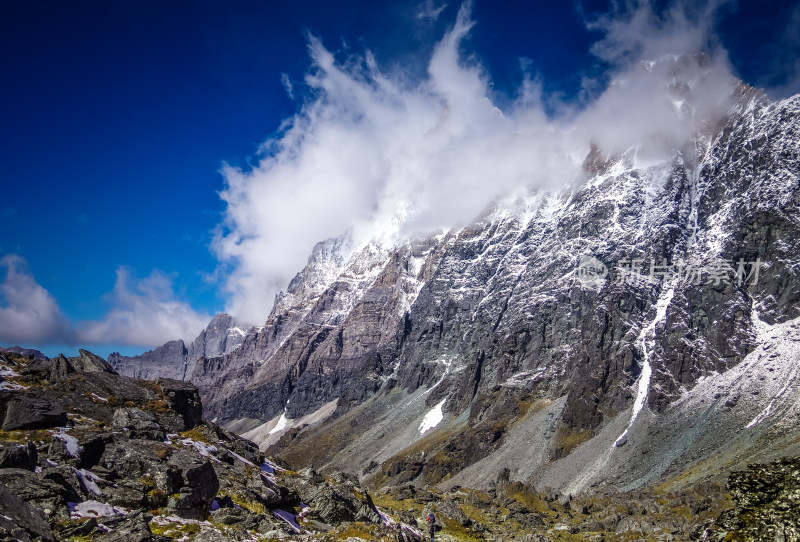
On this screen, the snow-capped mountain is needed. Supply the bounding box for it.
[128,72,800,495]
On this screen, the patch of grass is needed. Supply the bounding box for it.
[180,426,214,445]
[371,493,425,514]
[329,522,379,540]
[148,519,201,539]
[0,429,51,444]
[551,426,592,459]
[222,492,267,515]
[438,515,484,541]
[145,399,172,413]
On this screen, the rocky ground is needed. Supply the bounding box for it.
[0,350,415,541]
[3,348,798,541]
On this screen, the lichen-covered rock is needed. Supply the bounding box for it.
[702,457,800,541]
[0,484,55,541]
[112,407,166,441]
[0,468,75,520]
[164,449,219,519]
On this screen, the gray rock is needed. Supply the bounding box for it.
[94,511,166,541]
[112,407,166,441]
[2,393,67,430]
[210,507,262,530]
[101,441,168,480]
[0,468,74,520]
[164,449,219,519]
[0,442,37,470]
[72,349,118,374]
[0,484,55,541]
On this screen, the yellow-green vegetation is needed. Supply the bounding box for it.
[371,493,425,514]
[0,428,51,444]
[53,518,99,541]
[517,397,552,419]
[145,399,172,413]
[148,518,201,539]
[503,482,553,517]
[153,445,172,460]
[180,426,215,445]
[551,425,592,459]
[216,491,266,515]
[437,515,484,542]
[328,522,382,541]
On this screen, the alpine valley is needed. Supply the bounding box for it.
[3,54,800,540]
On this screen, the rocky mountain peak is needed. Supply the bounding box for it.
[109,313,254,383]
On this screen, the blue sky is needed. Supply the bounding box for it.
[1,0,798,359]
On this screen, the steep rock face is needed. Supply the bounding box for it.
[109,340,189,381]
[197,85,799,494]
[210,89,796,415]
[109,314,252,382]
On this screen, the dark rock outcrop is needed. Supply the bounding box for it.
[0,350,407,541]
[0,441,37,470]
[2,393,67,430]
[0,483,55,541]
[0,346,48,360]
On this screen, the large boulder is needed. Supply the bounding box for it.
[73,349,118,374]
[165,449,219,520]
[0,468,77,521]
[289,470,380,525]
[46,354,74,382]
[101,441,167,480]
[156,379,202,430]
[2,393,67,430]
[0,441,37,470]
[0,484,55,541]
[112,407,166,441]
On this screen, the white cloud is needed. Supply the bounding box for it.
[417,0,447,21]
[0,254,73,345]
[0,255,211,349]
[213,1,742,325]
[77,267,212,347]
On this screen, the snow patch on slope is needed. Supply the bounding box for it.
[419,398,447,435]
[745,309,800,428]
[614,287,674,447]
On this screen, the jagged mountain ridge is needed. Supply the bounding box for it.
[109,313,253,382]
[128,78,799,495]
[203,85,796,414]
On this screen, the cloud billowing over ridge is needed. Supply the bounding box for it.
[214,1,740,324]
[0,1,780,348]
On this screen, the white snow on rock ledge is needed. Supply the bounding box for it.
[269,412,289,435]
[418,398,447,435]
[69,500,127,519]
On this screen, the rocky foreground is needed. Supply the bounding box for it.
[1,348,798,541]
